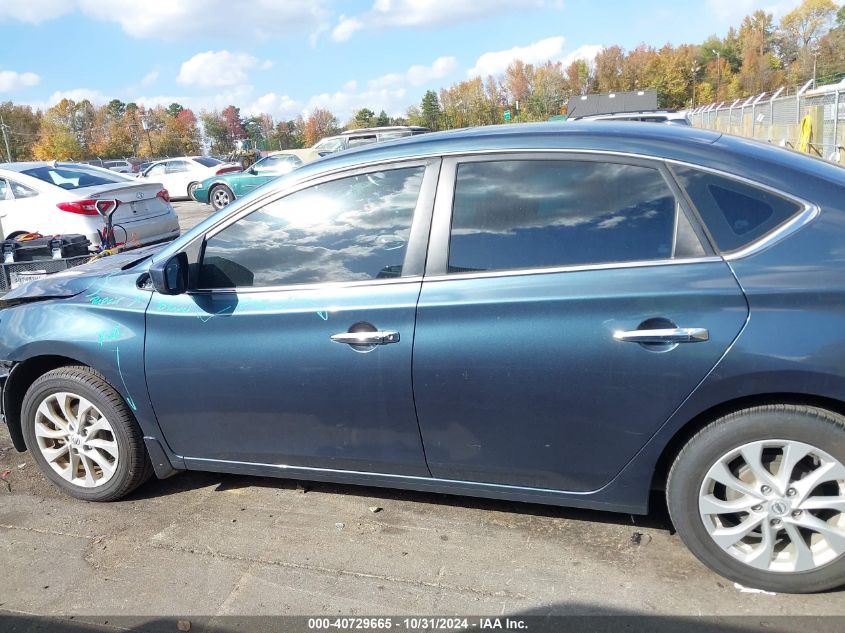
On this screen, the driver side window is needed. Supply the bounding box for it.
[198,166,425,289]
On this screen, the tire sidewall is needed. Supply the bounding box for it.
[668,406,845,593]
[211,185,232,210]
[21,372,137,502]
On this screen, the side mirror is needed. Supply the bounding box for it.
[149,252,189,295]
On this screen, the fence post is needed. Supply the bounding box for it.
[834,88,841,159]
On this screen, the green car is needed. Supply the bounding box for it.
[191,150,320,209]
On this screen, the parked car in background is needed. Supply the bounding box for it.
[2,123,845,593]
[312,126,430,155]
[0,161,180,246]
[138,156,241,200]
[103,160,134,173]
[191,149,320,209]
[570,110,691,125]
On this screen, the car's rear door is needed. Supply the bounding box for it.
[412,154,748,492]
[145,158,439,475]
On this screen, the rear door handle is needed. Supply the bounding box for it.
[613,327,709,344]
[330,331,400,345]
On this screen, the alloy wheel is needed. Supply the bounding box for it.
[212,187,231,209]
[33,391,119,488]
[699,439,845,573]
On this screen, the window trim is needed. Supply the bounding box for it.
[190,157,441,294]
[425,152,711,279]
[665,161,819,260]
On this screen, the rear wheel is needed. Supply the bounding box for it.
[209,184,234,210]
[667,405,845,593]
[187,182,201,200]
[21,366,152,501]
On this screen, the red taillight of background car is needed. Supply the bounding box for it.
[215,166,241,175]
[56,200,101,216]
[156,189,170,203]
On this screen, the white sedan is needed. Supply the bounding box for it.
[137,156,240,200]
[0,161,180,247]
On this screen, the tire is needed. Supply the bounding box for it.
[209,184,234,210]
[187,182,201,200]
[667,404,845,593]
[21,365,153,502]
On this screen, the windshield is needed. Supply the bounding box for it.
[312,137,345,153]
[22,165,130,189]
[194,156,222,167]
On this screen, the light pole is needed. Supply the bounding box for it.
[711,49,721,99]
[810,38,821,88]
[691,62,700,108]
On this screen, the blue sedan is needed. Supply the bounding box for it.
[2,122,845,593]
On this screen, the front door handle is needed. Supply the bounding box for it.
[330,331,400,345]
[613,327,709,344]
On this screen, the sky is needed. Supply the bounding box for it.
[0,0,805,122]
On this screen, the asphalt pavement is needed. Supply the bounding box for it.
[0,200,843,629]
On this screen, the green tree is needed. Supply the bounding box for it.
[419,90,442,130]
[376,110,390,126]
[167,102,185,118]
[200,110,230,153]
[350,107,375,128]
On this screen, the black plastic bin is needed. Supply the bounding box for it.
[0,255,92,292]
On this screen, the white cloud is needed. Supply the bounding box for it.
[1,0,329,39]
[177,50,271,87]
[467,36,568,77]
[0,0,71,23]
[0,70,41,92]
[560,44,603,69]
[368,56,458,90]
[303,56,458,118]
[331,0,562,41]
[140,70,159,87]
[247,93,301,119]
[332,15,364,42]
[46,88,109,104]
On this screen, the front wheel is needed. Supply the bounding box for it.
[187,182,201,200]
[209,184,234,210]
[21,366,152,501]
[667,404,845,593]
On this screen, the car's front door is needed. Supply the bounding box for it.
[145,159,439,475]
[236,156,295,196]
[412,155,749,492]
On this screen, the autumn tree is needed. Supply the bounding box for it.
[0,102,41,160]
[33,99,83,160]
[222,105,246,146]
[303,108,339,146]
[781,0,837,49]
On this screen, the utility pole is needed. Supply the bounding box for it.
[810,38,821,88]
[0,115,12,163]
[711,49,721,100]
[691,62,700,108]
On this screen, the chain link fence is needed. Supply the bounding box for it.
[689,80,845,166]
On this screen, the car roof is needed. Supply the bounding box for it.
[0,160,117,173]
[296,122,720,176]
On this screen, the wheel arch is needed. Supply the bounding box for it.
[3,354,87,451]
[650,392,845,493]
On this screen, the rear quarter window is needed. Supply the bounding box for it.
[671,165,805,253]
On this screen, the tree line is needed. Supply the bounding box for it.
[1,0,842,162]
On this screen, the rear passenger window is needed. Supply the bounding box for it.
[671,165,804,253]
[448,160,699,274]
